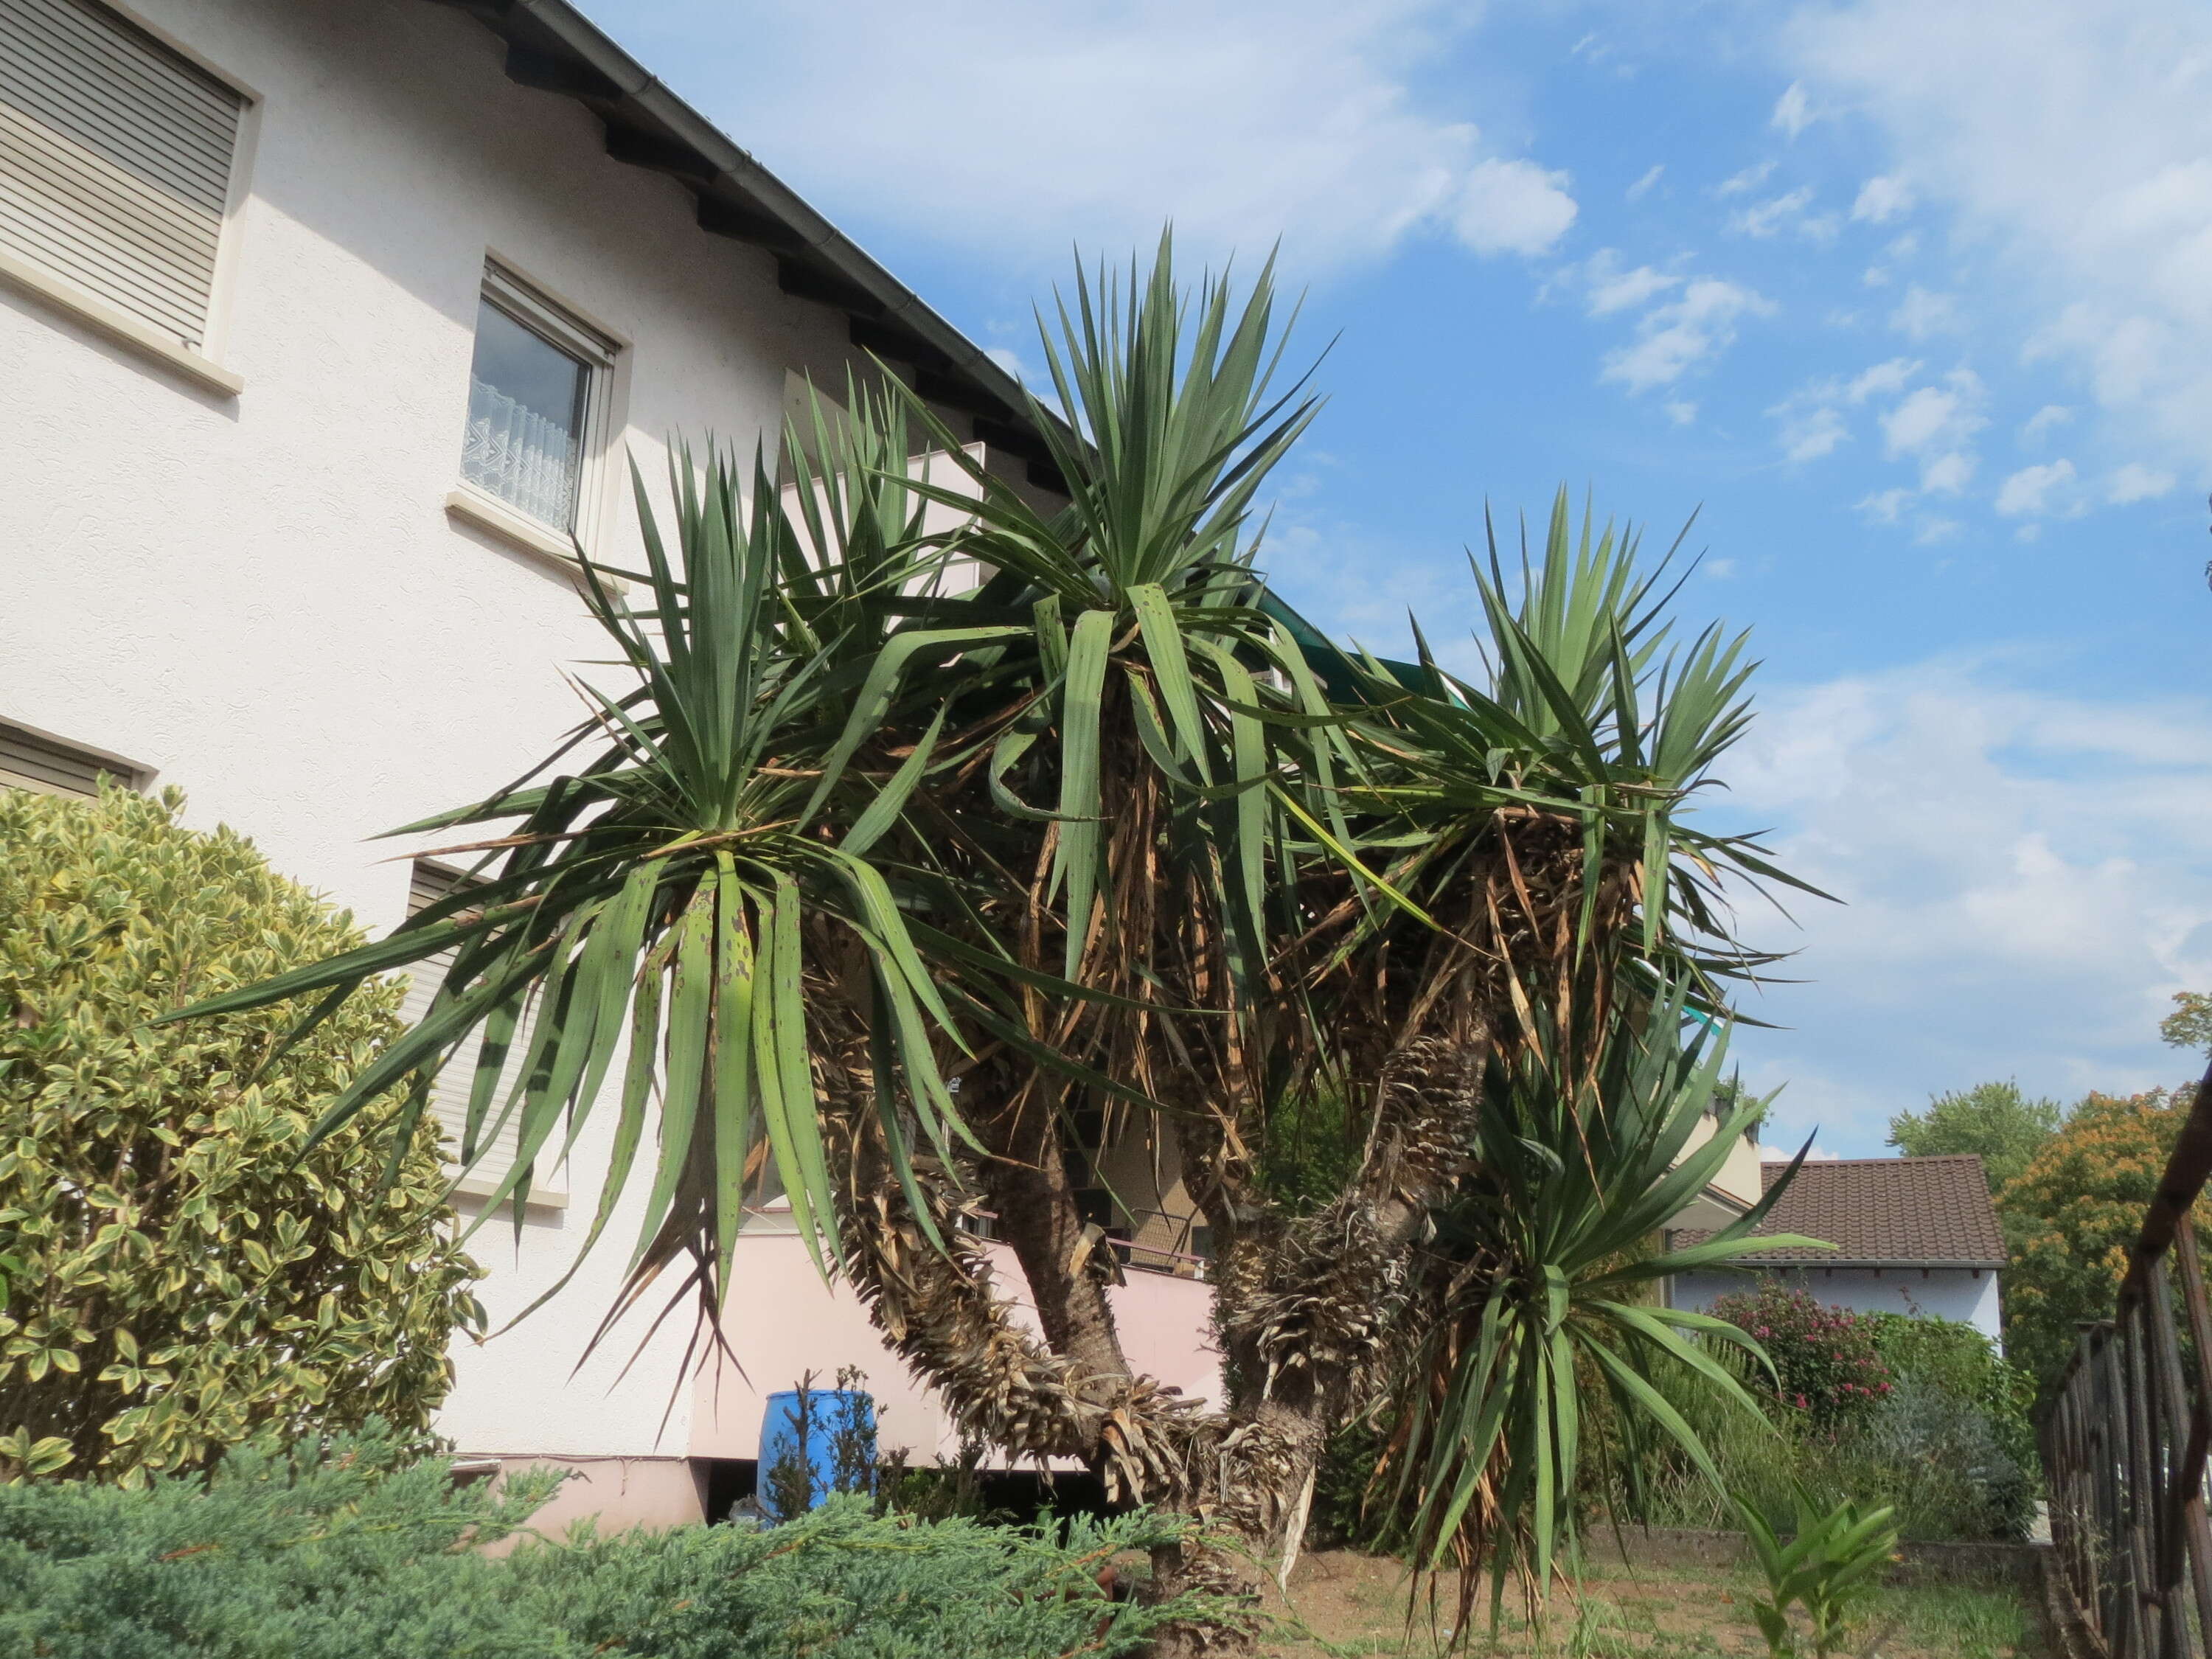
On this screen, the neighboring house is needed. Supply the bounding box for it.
[1666,1155,2008,1342]
[0,0,1217,1531]
[1670,1105,1767,1231]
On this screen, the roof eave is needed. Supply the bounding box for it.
[424,0,1054,460]
[1694,1258,2008,1272]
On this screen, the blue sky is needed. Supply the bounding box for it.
[588,0,2212,1156]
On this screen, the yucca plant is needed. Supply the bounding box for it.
[164,241,1825,1655]
[1312,491,1812,1049]
[170,444,975,1338]
[1382,991,1827,1632]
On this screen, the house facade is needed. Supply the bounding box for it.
[0,0,1218,1530]
[1666,1154,2008,1342]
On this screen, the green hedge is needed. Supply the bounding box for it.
[0,1427,1225,1657]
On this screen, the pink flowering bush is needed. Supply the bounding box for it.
[1708,1281,1893,1433]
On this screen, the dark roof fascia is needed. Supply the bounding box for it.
[1677,1256,2008,1273]
[424,0,1045,443]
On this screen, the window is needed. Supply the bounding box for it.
[400,859,566,1207]
[460,263,614,535]
[0,0,245,349]
[0,718,139,796]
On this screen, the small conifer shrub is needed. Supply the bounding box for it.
[0,1426,1227,1656]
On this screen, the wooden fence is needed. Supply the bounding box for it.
[2044,1057,2212,1658]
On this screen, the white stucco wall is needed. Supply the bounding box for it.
[0,0,876,1470]
[1670,1267,2004,1343]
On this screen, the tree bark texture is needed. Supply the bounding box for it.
[818,1028,1489,1655]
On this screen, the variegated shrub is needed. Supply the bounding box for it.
[0,786,481,1484]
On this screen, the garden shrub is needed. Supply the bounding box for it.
[0,786,481,1484]
[0,1426,1227,1657]
[1641,1298,2036,1540]
[1855,1376,2034,1540]
[1708,1282,1893,1431]
[1860,1312,2035,1476]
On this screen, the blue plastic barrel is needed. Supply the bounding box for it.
[758,1387,874,1520]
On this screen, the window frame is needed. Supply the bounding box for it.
[453,257,622,554]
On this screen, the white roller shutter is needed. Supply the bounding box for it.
[0,719,138,795]
[0,0,243,347]
[400,860,566,1203]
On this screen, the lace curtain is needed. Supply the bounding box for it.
[463,376,580,529]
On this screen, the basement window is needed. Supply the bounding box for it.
[0,719,141,796]
[400,858,566,1209]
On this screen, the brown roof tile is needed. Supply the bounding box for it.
[1671,1154,2006,1267]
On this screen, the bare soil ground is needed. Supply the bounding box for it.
[1251,1548,2046,1658]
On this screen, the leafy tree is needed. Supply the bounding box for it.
[181,240,1815,1635]
[1885,1080,2065,1194]
[0,787,481,1484]
[2160,990,2212,1055]
[1997,1087,2202,1391]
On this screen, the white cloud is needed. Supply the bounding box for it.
[1664,399,1700,425]
[1857,487,1913,524]
[2110,462,2180,503]
[1851,175,1916,223]
[1719,660,2212,1150]
[627,0,1571,271]
[1582,249,1680,316]
[1601,276,1775,392]
[1770,357,1927,465]
[1705,556,1738,577]
[1452,157,1579,256]
[2022,404,2073,442]
[1995,457,2078,515]
[1919,451,1976,494]
[1775,403,1850,462]
[1731,186,1816,238]
[1784,0,2212,481]
[1627,163,1666,201]
[1846,357,1920,402]
[1889,285,1962,340]
[1772,80,1814,139]
[1880,369,1989,458]
[1717,160,1778,197]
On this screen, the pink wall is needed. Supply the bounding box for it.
[476,1455,704,1548]
[690,1225,1224,1467]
